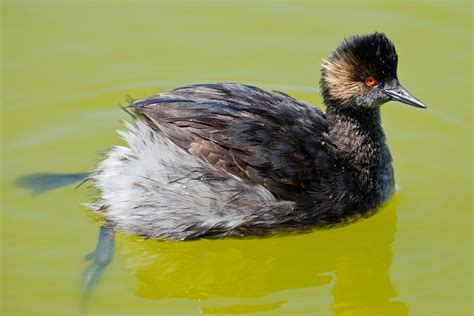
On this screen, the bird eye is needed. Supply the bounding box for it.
[364,76,377,87]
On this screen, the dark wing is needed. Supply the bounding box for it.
[133,83,337,201]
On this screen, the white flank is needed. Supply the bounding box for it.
[88,120,283,239]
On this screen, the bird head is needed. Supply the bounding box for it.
[320,32,426,110]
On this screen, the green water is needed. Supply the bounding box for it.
[1,1,472,315]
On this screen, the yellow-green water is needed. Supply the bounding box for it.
[1,1,472,315]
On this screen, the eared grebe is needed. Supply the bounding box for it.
[89,32,426,240]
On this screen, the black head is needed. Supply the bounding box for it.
[320,32,426,110]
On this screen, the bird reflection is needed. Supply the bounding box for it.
[84,195,407,314]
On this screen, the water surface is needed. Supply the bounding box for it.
[1,1,472,315]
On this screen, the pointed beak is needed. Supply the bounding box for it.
[382,81,427,109]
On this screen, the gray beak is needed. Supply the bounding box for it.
[382,81,427,109]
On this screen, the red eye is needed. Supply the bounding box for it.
[364,76,377,87]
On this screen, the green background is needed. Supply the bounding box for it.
[1,1,472,315]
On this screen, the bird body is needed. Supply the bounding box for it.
[89,33,425,240]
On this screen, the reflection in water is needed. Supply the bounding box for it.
[89,196,407,315]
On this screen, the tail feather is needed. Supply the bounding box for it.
[15,172,91,195]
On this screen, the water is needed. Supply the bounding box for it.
[1,1,472,315]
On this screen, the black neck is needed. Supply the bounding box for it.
[324,105,394,217]
[326,106,393,195]
[327,106,387,162]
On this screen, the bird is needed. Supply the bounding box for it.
[88,32,426,240]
